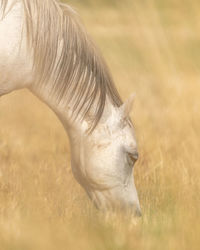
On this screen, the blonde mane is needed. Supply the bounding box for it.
[1,0,122,130]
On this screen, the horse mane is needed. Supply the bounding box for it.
[0,0,122,131]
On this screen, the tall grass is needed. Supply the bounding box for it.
[0,0,200,249]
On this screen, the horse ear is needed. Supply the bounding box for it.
[120,93,135,118]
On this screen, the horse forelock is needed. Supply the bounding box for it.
[0,0,122,131]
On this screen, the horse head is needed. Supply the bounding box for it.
[69,95,141,216]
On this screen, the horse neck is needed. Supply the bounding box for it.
[28,83,116,141]
[29,83,73,129]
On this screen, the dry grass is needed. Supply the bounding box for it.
[0,0,200,249]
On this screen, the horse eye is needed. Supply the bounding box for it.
[127,152,139,166]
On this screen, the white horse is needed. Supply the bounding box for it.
[0,0,141,216]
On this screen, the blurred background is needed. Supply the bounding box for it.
[0,0,200,249]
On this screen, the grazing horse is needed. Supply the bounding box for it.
[0,0,141,215]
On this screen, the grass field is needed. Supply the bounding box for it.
[0,0,200,249]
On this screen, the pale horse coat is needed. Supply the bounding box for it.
[0,0,141,215]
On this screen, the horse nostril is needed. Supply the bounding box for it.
[129,203,142,217]
[134,208,142,217]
